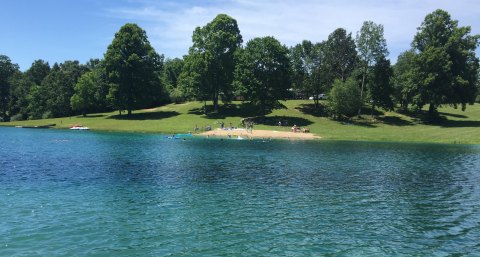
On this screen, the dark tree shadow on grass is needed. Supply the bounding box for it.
[438,120,480,128]
[253,116,313,127]
[376,116,413,126]
[188,103,267,119]
[78,114,107,118]
[108,111,180,120]
[295,103,328,117]
[438,111,468,119]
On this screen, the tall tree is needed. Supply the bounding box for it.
[40,61,87,118]
[0,55,19,121]
[290,41,327,109]
[71,70,105,116]
[356,21,389,115]
[187,14,242,112]
[7,60,51,120]
[234,36,291,115]
[368,57,394,111]
[178,52,210,112]
[323,28,358,86]
[392,50,417,110]
[104,23,163,115]
[412,9,479,115]
[162,58,185,103]
[25,60,51,86]
[8,73,35,120]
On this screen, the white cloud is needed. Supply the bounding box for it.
[105,0,480,62]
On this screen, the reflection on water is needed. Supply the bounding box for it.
[1,127,479,256]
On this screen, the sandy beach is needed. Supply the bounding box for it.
[198,128,320,140]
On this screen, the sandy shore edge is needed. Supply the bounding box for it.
[197,128,321,140]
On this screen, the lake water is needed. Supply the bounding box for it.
[1,127,480,256]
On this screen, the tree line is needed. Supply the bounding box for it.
[1,9,479,122]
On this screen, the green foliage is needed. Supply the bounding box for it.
[7,60,51,120]
[234,36,291,115]
[356,21,389,115]
[25,60,50,85]
[8,72,35,120]
[104,23,164,115]
[184,14,242,111]
[9,113,24,121]
[411,9,480,114]
[392,50,416,110]
[290,41,327,108]
[71,71,98,116]
[323,28,358,85]
[369,57,394,111]
[40,61,88,118]
[328,78,362,118]
[162,58,185,102]
[0,55,19,121]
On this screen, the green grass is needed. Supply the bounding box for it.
[2,100,480,144]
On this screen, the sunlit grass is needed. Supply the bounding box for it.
[2,100,479,144]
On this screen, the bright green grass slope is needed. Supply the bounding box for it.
[2,100,480,144]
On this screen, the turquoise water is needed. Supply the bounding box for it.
[1,127,480,256]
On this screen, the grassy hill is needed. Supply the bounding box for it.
[2,100,480,144]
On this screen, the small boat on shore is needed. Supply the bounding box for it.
[70,125,89,130]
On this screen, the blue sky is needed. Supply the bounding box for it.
[2,0,480,70]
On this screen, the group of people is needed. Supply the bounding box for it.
[291,124,309,133]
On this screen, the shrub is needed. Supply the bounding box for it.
[328,78,362,118]
[42,111,53,119]
[10,113,24,121]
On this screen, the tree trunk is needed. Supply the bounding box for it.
[428,103,436,115]
[204,100,207,115]
[358,71,366,116]
[128,109,132,116]
[212,91,218,112]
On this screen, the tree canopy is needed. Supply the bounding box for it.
[411,9,479,114]
[0,55,19,120]
[356,21,389,115]
[104,23,164,115]
[234,36,291,115]
[184,14,243,112]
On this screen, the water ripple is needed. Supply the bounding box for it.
[1,127,480,256]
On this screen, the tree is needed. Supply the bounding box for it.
[356,21,389,115]
[290,41,327,109]
[40,61,87,118]
[25,60,50,86]
[187,14,242,112]
[162,58,185,103]
[0,55,19,121]
[328,78,362,118]
[412,9,479,115]
[104,23,163,116]
[71,71,98,116]
[392,50,417,110]
[178,52,210,112]
[323,28,358,86]
[369,57,394,111]
[8,73,35,120]
[234,36,291,115]
[7,60,51,120]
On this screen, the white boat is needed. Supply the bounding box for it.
[70,126,89,130]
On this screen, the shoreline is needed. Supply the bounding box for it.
[2,124,480,145]
[197,128,321,140]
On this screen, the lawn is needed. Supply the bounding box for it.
[2,100,480,144]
